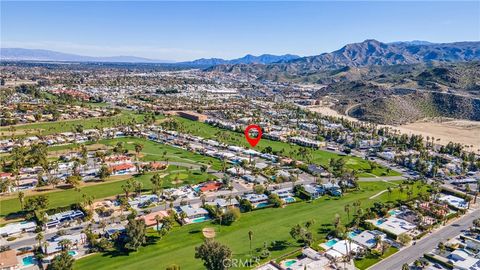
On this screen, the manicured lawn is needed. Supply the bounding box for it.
[354,246,399,270]
[172,117,399,177]
[0,165,214,219]
[98,137,225,170]
[46,137,225,170]
[74,181,428,270]
[0,110,149,138]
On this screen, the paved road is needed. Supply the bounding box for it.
[369,206,480,270]
[144,174,315,214]
[358,176,405,182]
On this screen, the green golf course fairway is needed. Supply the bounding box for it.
[171,117,400,177]
[0,165,215,219]
[74,181,428,270]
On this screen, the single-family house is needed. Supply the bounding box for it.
[0,249,19,270]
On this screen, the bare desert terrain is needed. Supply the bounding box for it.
[308,106,480,152]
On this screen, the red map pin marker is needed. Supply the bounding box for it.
[244,124,262,147]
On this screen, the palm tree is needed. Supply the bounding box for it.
[200,193,206,206]
[344,204,350,221]
[35,232,44,248]
[155,215,163,232]
[18,191,25,210]
[474,180,480,204]
[58,239,72,251]
[248,230,254,256]
[122,179,134,198]
[179,212,188,225]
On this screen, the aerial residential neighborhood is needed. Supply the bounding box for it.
[1,1,479,270]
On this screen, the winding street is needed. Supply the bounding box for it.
[368,206,480,270]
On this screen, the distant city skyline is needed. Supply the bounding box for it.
[1,1,479,61]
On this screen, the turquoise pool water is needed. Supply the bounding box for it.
[376,219,386,225]
[348,231,360,238]
[22,256,36,266]
[284,197,295,203]
[325,239,338,247]
[68,251,78,256]
[389,210,400,216]
[256,202,269,208]
[192,216,208,223]
[284,259,297,267]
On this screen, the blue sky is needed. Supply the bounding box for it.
[1,1,479,61]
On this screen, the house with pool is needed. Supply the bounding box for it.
[302,184,325,199]
[368,215,417,237]
[322,182,342,196]
[271,187,296,203]
[206,198,240,211]
[278,247,331,270]
[42,233,86,255]
[322,239,362,260]
[242,193,269,208]
[176,205,210,224]
[350,230,387,249]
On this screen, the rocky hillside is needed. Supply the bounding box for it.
[208,40,480,79]
[349,92,480,125]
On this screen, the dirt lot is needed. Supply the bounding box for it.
[397,119,480,151]
[308,105,480,152]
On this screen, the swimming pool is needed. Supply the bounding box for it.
[68,250,78,257]
[256,202,270,208]
[284,259,297,267]
[22,256,36,266]
[348,230,360,238]
[284,197,296,203]
[389,210,400,216]
[376,219,386,225]
[191,216,209,223]
[325,239,338,247]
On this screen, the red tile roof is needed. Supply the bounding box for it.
[109,163,135,172]
[138,210,169,227]
[200,182,222,192]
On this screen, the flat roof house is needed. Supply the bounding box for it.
[325,239,362,259]
[242,174,268,184]
[448,249,480,270]
[271,187,296,203]
[302,184,324,199]
[351,230,386,249]
[242,193,268,204]
[438,194,468,209]
[176,205,209,224]
[0,221,37,237]
[42,233,86,255]
[206,198,240,210]
[46,210,84,229]
[371,216,416,236]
